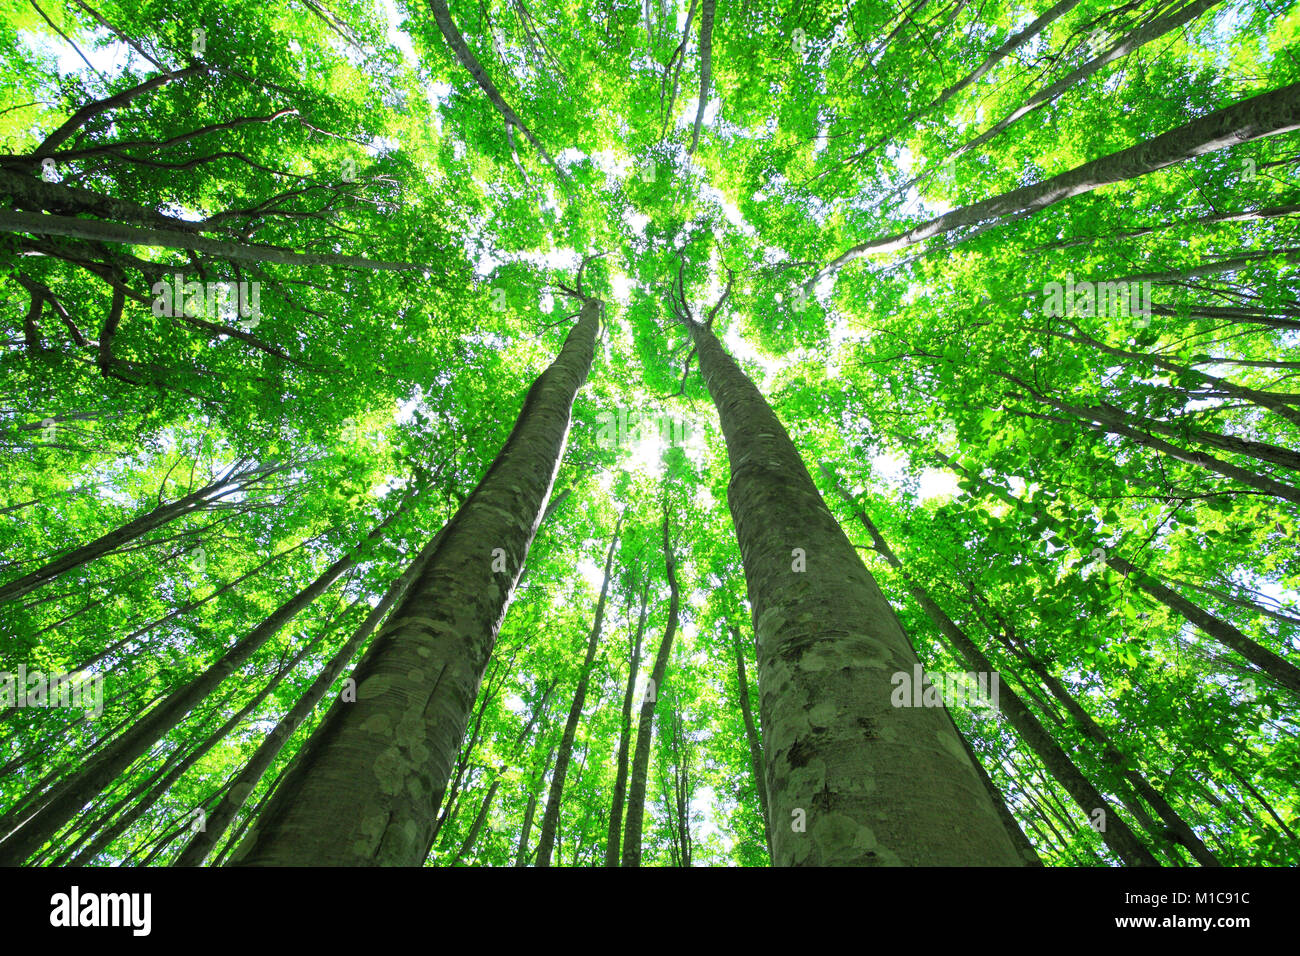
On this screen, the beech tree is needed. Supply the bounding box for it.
[1,0,1296,868]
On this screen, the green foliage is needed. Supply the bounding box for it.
[1,0,1296,866]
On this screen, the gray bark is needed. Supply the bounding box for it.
[685,316,1024,865]
[227,298,600,866]
[621,505,680,867]
[729,623,773,861]
[815,78,1300,281]
[822,468,1156,865]
[0,502,409,866]
[604,578,648,866]
[535,516,623,866]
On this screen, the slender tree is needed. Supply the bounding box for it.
[535,514,623,866]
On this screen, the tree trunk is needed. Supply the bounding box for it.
[605,578,649,866]
[0,461,272,604]
[227,297,600,866]
[173,538,437,865]
[621,505,681,867]
[729,623,772,860]
[669,703,692,866]
[0,210,424,271]
[1000,634,1220,866]
[815,78,1300,279]
[688,0,715,155]
[936,0,1224,171]
[831,0,1086,178]
[931,448,1300,697]
[426,0,569,189]
[0,499,408,866]
[535,515,624,866]
[68,617,336,865]
[514,745,555,866]
[821,468,1158,865]
[449,776,501,865]
[1038,320,1300,429]
[685,317,1024,866]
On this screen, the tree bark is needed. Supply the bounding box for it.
[227,298,600,866]
[426,0,569,189]
[688,0,715,155]
[448,776,501,865]
[621,504,681,867]
[0,209,424,271]
[514,745,555,866]
[685,317,1025,866]
[535,515,623,866]
[729,623,772,861]
[173,539,437,865]
[0,501,410,866]
[1036,320,1300,429]
[999,377,1300,507]
[604,578,648,866]
[821,468,1158,865]
[68,617,336,865]
[997,633,1220,866]
[936,0,1224,171]
[815,78,1300,281]
[931,448,1300,697]
[0,461,272,604]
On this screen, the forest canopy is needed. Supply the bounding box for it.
[0,0,1297,868]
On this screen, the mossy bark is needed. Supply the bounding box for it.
[687,320,1025,866]
[228,300,599,866]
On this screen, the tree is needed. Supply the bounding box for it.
[2,0,1296,869]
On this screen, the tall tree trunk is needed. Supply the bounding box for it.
[535,515,624,866]
[605,578,649,866]
[943,704,1044,866]
[173,537,438,865]
[0,210,424,271]
[687,0,715,155]
[426,0,569,190]
[827,0,1086,178]
[621,505,681,867]
[0,460,273,604]
[1228,765,1298,840]
[227,297,601,866]
[998,633,1219,866]
[565,742,593,865]
[1036,319,1300,429]
[430,658,506,845]
[998,377,1300,498]
[515,745,555,866]
[67,615,339,865]
[729,623,772,860]
[669,703,692,866]
[930,447,1300,696]
[924,0,1086,118]
[935,0,1224,170]
[0,499,410,866]
[684,316,1025,866]
[449,776,501,865]
[815,78,1300,280]
[821,467,1159,865]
